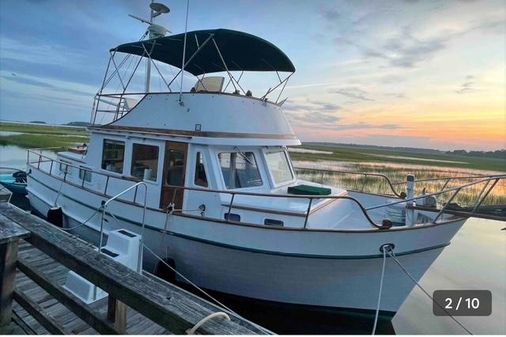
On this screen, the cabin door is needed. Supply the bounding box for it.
[160,141,188,210]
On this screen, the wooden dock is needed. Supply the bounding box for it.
[0,201,269,335]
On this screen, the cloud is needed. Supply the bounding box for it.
[336,17,504,70]
[0,37,105,86]
[1,73,93,97]
[455,75,477,94]
[319,6,340,22]
[291,111,339,125]
[331,87,374,101]
[286,81,341,90]
[333,123,402,131]
[337,26,447,69]
[284,99,340,113]
[384,92,407,99]
[284,99,340,126]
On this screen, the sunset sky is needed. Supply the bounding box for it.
[0,0,504,151]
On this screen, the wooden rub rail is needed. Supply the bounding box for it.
[0,202,267,335]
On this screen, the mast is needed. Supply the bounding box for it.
[128,2,170,93]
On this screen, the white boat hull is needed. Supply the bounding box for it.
[27,169,465,314]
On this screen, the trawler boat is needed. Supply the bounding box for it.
[26,16,471,316]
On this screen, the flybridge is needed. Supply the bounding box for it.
[91,28,295,126]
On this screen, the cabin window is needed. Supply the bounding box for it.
[79,167,92,183]
[166,149,185,186]
[131,144,159,181]
[265,149,293,185]
[194,152,208,187]
[218,152,262,189]
[101,140,125,173]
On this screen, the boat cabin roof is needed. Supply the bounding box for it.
[111,29,296,75]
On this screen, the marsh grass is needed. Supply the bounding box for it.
[0,122,89,149]
[289,144,506,172]
[0,122,88,135]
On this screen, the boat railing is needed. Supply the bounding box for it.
[167,173,506,228]
[365,175,506,221]
[27,149,506,230]
[294,166,505,202]
[98,181,148,273]
[166,184,392,229]
[27,149,147,206]
[91,92,146,125]
[294,166,402,197]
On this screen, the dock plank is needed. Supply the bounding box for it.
[17,258,117,334]
[14,290,68,334]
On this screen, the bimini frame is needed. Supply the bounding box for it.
[90,31,295,125]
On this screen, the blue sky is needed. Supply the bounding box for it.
[0,0,504,150]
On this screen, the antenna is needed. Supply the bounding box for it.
[128,1,170,92]
[179,0,190,103]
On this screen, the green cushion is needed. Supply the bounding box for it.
[287,184,331,195]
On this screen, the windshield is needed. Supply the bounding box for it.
[218,152,262,189]
[265,149,293,185]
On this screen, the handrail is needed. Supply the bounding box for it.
[27,149,388,229]
[166,174,505,226]
[99,181,148,273]
[167,184,389,229]
[365,175,505,211]
[294,166,402,197]
[295,166,506,201]
[28,149,505,231]
[27,149,144,203]
[389,174,497,186]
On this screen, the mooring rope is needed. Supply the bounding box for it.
[142,244,273,335]
[386,248,473,335]
[372,247,388,335]
[186,312,230,335]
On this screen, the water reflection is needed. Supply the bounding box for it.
[0,145,54,169]
[0,131,22,136]
[393,218,506,334]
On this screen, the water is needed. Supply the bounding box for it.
[0,131,22,136]
[392,218,506,334]
[0,145,54,169]
[1,144,505,334]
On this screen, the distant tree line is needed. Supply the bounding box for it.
[66,121,91,127]
[446,149,506,159]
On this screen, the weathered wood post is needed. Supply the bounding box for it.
[0,214,29,326]
[107,297,128,333]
